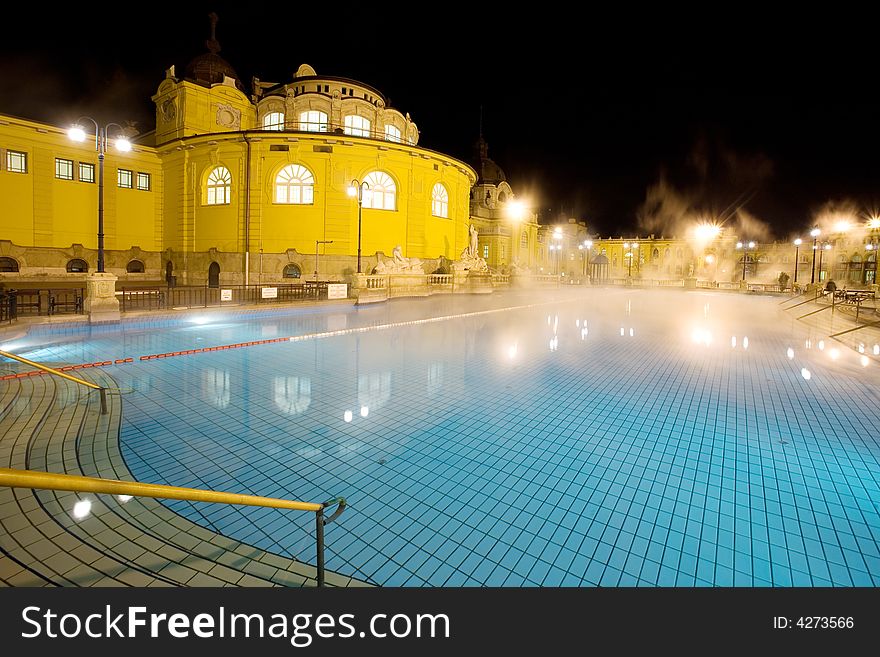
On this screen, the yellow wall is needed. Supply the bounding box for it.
[0,116,162,258]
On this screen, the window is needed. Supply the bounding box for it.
[206,166,231,205]
[136,172,151,191]
[79,162,95,183]
[384,125,401,143]
[262,112,285,130]
[299,110,328,132]
[118,168,132,188]
[55,158,74,180]
[126,260,145,273]
[483,245,489,259]
[521,232,528,248]
[283,263,302,278]
[362,171,396,210]
[498,191,507,203]
[344,115,371,138]
[6,150,27,173]
[275,164,315,204]
[0,257,19,272]
[431,183,448,218]
[66,259,88,273]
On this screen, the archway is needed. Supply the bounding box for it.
[208,261,220,288]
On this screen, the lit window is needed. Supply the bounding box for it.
[6,150,27,173]
[483,245,489,259]
[66,259,88,273]
[275,164,315,204]
[0,257,20,272]
[362,171,396,210]
[117,168,132,188]
[299,110,328,132]
[79,162,95,183]
[136,172,151,191]
[206,166,231,205]
[55,158,74,180]
[126,260,145,273]
[283,263,302,278]
[385,125,401,143]
[344,115,371,138]
[262,112,285,130]
[431,183,448,218]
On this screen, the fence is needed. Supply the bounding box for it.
[119,282,337,312]
[0,288,85,319]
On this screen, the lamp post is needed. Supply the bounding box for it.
[817,242,831,283]
[314,240,334,282]
[809,227,820,284]
[68,119,132,273]
[793,238,802,283]
[623,241,638,277]
[507,199,526,269]
[736,241,756,281]
[347,180,370,274]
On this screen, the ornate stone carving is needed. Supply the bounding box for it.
[215,103,241,129]
[373,245,424,274]
[161,99,176,122]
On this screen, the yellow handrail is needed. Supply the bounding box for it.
[0,468,323,512]
[0,349,102,390]
[0,349,107,414]
[0,467,347,585]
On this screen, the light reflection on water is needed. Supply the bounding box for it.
[8,289,880,586]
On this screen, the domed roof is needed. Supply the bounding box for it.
[184,12,244,91]
[473,137,506,184]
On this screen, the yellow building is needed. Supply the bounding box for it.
[468,138,539,272]
[0,18,476,288]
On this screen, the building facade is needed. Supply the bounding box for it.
[0,22,476,288]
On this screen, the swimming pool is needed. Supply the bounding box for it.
[4,289,880,586]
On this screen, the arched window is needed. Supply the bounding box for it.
[126,260,145,273]
[0,257,19,272]
[431,183,448,218]
[344,115,371,138]
[498,191,507,203]
[283,263,302,278]
[275,164,315,204]
[299,110,327,132]
[521,231,528,248]
[384,125,401,142]
[652,248,659,259]
[206,166,231,205]
[363,172,396,210]
[262,112,285,130]
[664,248,670,260]
[66,259,88,273]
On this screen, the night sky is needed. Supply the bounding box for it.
[2,4,878,240]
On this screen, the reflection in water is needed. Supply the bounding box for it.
[343,410,353,423]
[801,368,812,380]
[273,376,311,415]
[359,372,391,411]
[787,348,794,359]
[202,368,230,408]
[427,363,444,397]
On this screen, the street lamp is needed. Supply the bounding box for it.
[68,118,132,273]
[809,227,820,284]
[736,241,756,281]
[314,240,333,282]
[793,238,802,283]
[347,179,370,273]
[817,242,831,283]
[507,199,526,268]
[623,241,638,277]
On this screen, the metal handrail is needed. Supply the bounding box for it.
[0,349,108,414]
[0,468,346,586]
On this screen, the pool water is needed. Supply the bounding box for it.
[4,289,880,586]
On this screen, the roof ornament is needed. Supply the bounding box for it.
[206,12,220,54]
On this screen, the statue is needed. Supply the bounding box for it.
[373,245,424,274]
[453,224,489,272]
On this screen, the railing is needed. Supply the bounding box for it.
[363,276,387,290]
[491,274,510,286]
[0,288,86,318]
[0,468,346,587]
[532,274,560,284]
[119,283,336,312]
[0,348,107,414]
[747,283,782,293]
[428,274,452,286]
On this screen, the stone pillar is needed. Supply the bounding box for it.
[84,272,120,323]
[684,277,697,289]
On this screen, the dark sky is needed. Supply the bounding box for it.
[2,4,878,239]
